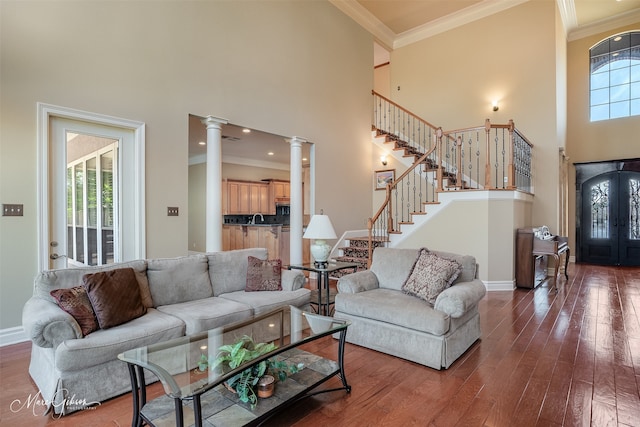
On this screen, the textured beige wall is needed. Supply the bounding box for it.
[389,1,560,233]
[396,194,532,284]
[566,22,640,252]
[382,1,560,282]
[0,1,373,329]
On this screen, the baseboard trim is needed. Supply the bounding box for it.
[0,326,28,347]
[484,280,515,291]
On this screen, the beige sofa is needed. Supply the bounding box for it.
[22,248,309,415]
[334,247,486,370]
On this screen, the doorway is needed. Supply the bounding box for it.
[38,104,146,271]
[576,159,640,266]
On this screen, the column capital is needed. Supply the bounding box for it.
[201,116,228,129]
[286,136,308,146]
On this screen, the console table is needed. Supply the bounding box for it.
[516,227,570,291]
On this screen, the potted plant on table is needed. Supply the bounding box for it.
[200,335,303,408]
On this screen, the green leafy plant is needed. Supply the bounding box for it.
[203,335,303,408]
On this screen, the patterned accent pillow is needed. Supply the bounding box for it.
[50,286,99,337]
[402,248,462,305]
[83,267,147,329]
[245,256,283,292]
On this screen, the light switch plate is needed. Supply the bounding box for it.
[2,204,24,216]
[167,207,179,216]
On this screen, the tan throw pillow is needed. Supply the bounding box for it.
[50,286,99,337]
[245,256,283,292]
[83,267,147,329]
[402,248,462,305]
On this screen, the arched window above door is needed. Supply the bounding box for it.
[589,31,640,122]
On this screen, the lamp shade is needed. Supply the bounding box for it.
[303,215,337,240]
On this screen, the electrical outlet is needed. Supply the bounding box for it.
[167,207,179,216]
[2,204,24,216]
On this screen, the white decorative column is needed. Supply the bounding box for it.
[288,136,306,265]
[201,116,228,252]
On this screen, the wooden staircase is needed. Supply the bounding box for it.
[330,236,387,278]
[377,129,468,190]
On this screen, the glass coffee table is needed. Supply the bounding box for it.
[118,306,351,427]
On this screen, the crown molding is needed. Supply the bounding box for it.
[332,0,638,48]
[556,0,577,39]
[328,0,396,49]
[568,8,640,42]
[394,0,529,49]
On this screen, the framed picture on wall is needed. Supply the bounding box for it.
[374,169,395,190]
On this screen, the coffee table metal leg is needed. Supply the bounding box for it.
[193,394,203,427]
[337,329,351,393]
[126,364,140,427]
[174,398,184,427]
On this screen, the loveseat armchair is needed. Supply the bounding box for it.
[333,247,486,370]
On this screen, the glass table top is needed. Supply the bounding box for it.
[118,305,349,400]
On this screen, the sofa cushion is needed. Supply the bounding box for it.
[34,260,152,308]
[157,297,253,335]
[334,288,450,336]
[220,288,311,317]
[147,254,213,307]
[245,256,282,291]
[207,248,268,296]
[54,308,185,371]
[49,286,99,337]
[83,268,147,329]
[402,249,462,305]
[369,247,419,291]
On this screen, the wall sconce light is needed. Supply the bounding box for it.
[380,155,388,166]
[492,100,499,112]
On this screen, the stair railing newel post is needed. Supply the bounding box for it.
[436,128,444,193]
[456,136,463,190]
[506,119,516,190]
[484,119,493,189]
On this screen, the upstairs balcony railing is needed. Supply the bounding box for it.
[368,91,534,265]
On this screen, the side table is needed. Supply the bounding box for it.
[287,261,359,316]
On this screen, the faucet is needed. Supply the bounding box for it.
[250,213,264,225]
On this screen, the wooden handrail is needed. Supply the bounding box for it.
[372,90,440,131]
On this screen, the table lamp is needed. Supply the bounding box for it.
[303,213,337,267]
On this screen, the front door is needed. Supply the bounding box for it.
[579,169,640,266]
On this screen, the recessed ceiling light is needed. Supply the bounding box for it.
[242,128,251,133]
[267,152,274,156]
[198,141,206,145]
[302,157,308,162]
[613,36,622,42]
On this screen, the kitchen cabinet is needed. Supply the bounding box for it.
[222,225,281,258]
[225,180,270,215]
[270,180,290,199]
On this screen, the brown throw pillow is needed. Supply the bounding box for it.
[50,286,99,337]
[245,256,283,292]
[402,248,462,305]
[83,267,147,329]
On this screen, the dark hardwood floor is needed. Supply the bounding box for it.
[1,263,639,426]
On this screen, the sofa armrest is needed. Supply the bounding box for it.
[337,270,379,294]
[22,297,82,348]
[281,269,305,291]
[434,279,487,318]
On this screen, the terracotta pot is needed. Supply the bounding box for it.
[256,375,275,398]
